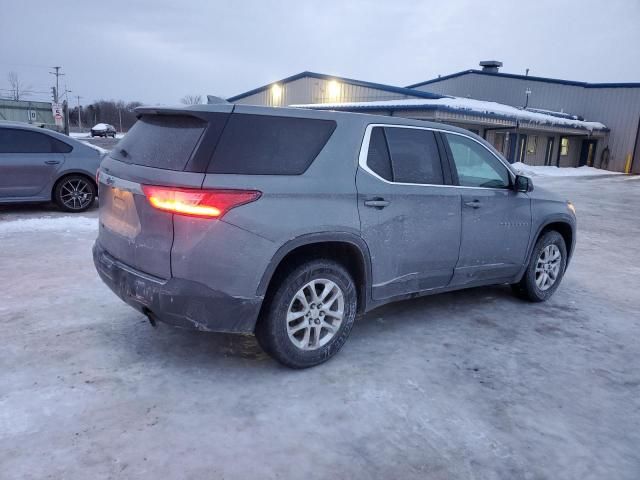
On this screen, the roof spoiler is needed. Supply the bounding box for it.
[206,95,231,104]
[134,103,234,120]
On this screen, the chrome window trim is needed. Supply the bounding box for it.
[358,123,516,190]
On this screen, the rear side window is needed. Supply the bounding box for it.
[366,127,393,181]
[384,127,444,185]
[52,137,73,153]
[0,128,66,154]
[207,114,336,175]
[110,115,206,170]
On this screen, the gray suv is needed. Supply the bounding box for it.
[0,122,103,211]
[93,104,576,368]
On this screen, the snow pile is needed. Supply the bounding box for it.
[512,162,623,177]
[92,123,109,131]
[295,97,607,132]
[0,216,98,236]
[70,132,125,139]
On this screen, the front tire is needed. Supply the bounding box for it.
[514,231,567,302]
[54,175,97,212]
[256,259,357,368]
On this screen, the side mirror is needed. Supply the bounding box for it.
[515,175,534,193]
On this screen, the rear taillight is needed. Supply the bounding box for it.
[142,186,261,219]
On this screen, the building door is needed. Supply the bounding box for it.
[507,133,517,163]
[544,137,555,166]
[579,139,597,167]
[516,134,528,163]
[631,114,640,173]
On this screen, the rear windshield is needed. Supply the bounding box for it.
[110,115,206,170]
[207,114,336,175]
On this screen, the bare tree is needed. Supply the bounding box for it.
[180,94,203,105]
[76,99,143,130]
[7,72,32,101]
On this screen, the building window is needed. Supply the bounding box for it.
[526,135,537,154]
[493,132,509,156]
[560,137,570,156]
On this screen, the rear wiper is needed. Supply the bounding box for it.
[118,148,129,158]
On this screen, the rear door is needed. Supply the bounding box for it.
[442,132,531,286]
[97,107,232,279]
[356,125,461,300]
[0,128,66,198]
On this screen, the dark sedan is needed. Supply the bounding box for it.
[91,123,117,138]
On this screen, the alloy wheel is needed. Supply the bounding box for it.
[286,279,345,350]
[535,244,562,291]
[59,178,94,210]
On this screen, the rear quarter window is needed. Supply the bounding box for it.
[366,127,393,181]
[207,114,336,175]
[110,115,206,171]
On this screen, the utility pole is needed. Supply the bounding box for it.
[76,95,83,131]
[118,108,123,133]
[49,66,64,103]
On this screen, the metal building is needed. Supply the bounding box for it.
[227,65,639,173]
[0,99,56,129]
[228,71,441,106]
[408,62,640,173]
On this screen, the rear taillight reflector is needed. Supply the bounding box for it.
[142,186,261,218]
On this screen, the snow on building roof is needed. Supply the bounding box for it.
[294,97,607,132]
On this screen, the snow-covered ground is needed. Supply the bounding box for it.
[512,162,624,177]
[1,175,639,479]
[70,131,126,139]
[0,215,97,236]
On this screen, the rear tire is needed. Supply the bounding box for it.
[256,259,357,369]
[514,231,567,302]
[54,175,97,212]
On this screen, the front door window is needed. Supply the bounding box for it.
[444,133,511,189]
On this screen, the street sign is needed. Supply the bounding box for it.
[52,103,63,127]
[28,110,36,121]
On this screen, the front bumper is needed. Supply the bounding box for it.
[93,242,261,333]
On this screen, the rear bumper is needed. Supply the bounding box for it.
[93,242,261,333]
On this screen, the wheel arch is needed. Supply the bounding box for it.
[257,233,372,314]
[527,216,576,266]
[51,171,98,201]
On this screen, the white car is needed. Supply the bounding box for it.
[91,123,117,138]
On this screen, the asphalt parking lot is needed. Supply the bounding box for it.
[1,175,639,479]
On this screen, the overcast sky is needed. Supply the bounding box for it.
[2,0,639,105]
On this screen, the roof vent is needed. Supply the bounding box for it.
[479,60,503,73]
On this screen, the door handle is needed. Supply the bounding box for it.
[45,160,61,165]
[364,198,390,209]
[464,199,481,209]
